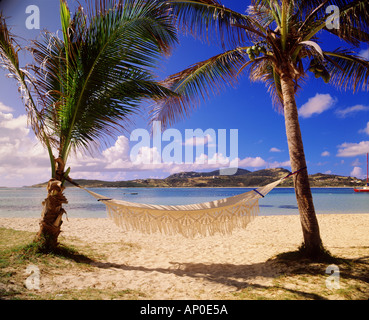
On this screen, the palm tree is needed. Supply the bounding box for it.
[0,0,177,251]
[153,0,369,258]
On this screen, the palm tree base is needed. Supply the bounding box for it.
[297,242,332,262]
[276,243,334,264]
[35,221,62,252]
[35,179,67,252]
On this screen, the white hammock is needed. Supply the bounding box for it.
[78,177,286,238]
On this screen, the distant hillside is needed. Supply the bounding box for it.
[154,168,290,188]
[30,168,366,188]
[306,173,366,188]
[167,168,250,179]
[31,179,145,188]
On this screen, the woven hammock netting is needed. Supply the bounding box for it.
[80,178,284,238]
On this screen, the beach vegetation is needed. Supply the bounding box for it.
[0,0,177,251]
[226,250,369,300]
[0,227,147,299]
[152,0,369,259]
[1,227,368,300]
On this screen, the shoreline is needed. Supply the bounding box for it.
[2,211,369,219]
[2,186,362,189]
[2,213,368,242]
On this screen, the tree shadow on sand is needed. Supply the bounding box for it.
[82,247,369,300]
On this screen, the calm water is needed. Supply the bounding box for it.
[0,187,368,218]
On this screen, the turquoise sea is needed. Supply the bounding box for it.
[0,187,368,218]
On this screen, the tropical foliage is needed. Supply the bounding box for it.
[153,0,369,258]
[0,0,177,249]
[153,0,369,122]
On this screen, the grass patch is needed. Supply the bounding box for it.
[0,228,35,250]
[0,228,97,268]
[0,227,145,300]
[274,243,346,264]
[2,227,368,300]
[40,288,147,300]
[225,247,369,300]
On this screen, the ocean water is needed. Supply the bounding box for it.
[0,187,368,218]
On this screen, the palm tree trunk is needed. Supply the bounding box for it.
[35,158,67,251]
[280,73,323,258]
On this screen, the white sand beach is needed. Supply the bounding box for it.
[1,214,368,299]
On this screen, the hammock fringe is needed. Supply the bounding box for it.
[105,199,260,237]
[77,177,284,238]
[66,170,304,237]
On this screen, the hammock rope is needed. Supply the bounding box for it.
[65,168,305,237]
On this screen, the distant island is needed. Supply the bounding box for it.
[30,167,366,188]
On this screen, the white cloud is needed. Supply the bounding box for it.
[359,48,369,60]
[359,122,369,135]
[298,93,336,118]
[69,135,137,172]
[102,136,130,162]
[324,170,332,174]
[166,154,267,175]
[336,105,369,118]
[184,134,213,146]
[0,108,292,185]
[0,102,13,113]
[337,141,369,157]
[0,111,29,137]
[238,156,267,168]
[71,135,269,177]
[0,110,51,187]
[132,146,162,167]
[268,160,291,168]
[321,151,330,157]
[350,167,364,179]
[269,147,281,152]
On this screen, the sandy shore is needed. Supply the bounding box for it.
[1,214,368,299]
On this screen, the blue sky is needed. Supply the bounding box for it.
[0,0,368,187]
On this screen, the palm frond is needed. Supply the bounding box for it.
[324,48,369,92]
[328,0,369,46]
[248,56,285,111]
[0,15,20,70]
[248,0,279,30]
[153,0,369,126]
[166,0,262,48]
[296,0,369,46]
[28,0,178,161]
[152,47,248,127]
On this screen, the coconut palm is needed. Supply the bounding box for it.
[153,0,369,258]
[0,0,177,251]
